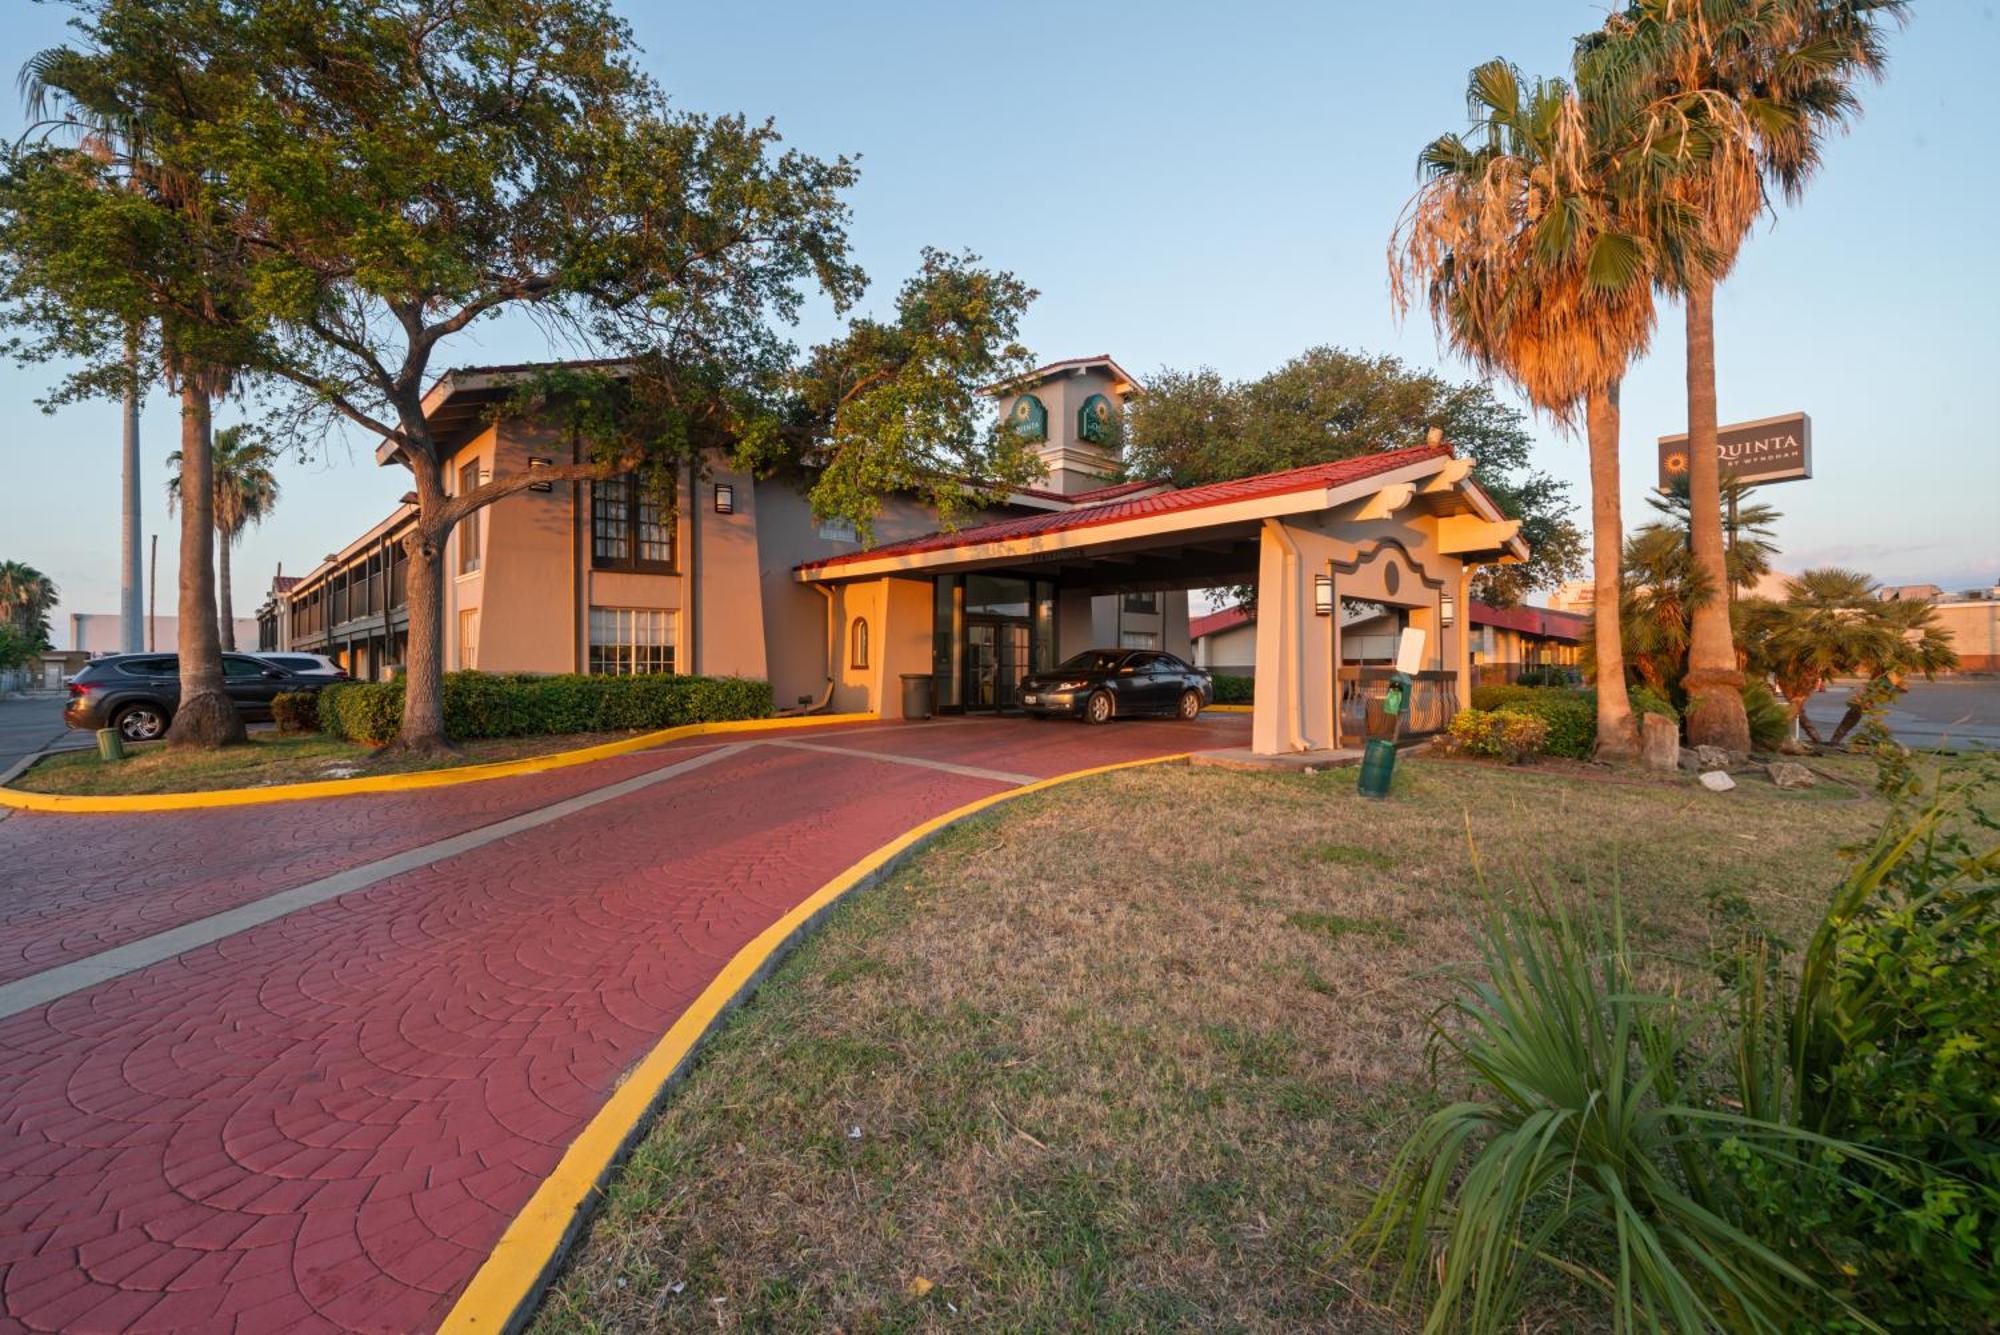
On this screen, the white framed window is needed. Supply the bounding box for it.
[458,609,480,670]
[589,607,676,675]
[816,515,858,543]
[1119,630,1159,650]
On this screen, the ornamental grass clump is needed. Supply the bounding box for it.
[1350,765,2000,1333]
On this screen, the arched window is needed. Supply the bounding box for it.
[850,617,869,669]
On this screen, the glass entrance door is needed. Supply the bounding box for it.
[964,618,1031,712]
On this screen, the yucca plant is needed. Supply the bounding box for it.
[1349,890,1883,1333]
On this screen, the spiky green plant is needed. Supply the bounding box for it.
[1349,890,1882,1333]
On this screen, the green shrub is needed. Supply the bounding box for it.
[317,671,773,744]
[270,690,320,735]
[1726,775,2000,1329]
[317,679,404,744]
[1352,769,2000,1334]
[1210,673,1254,704]
[1742,681,1788,751]
[1515,664,1579,688]
[1444,707,1548,762]
[1468,684,1596,759]
[1629,681,1679,722]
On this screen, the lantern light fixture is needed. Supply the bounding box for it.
[1313,573,1333,616]
[714,483,735,514]
[1440,592,1456,627]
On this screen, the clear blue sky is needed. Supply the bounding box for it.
[5,2,1995,644]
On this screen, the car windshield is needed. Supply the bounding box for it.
[1054,651,1124,674]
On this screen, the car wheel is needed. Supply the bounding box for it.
[1178,689,1202,720]
[114,703,167,742]
[1084,690,1114,725]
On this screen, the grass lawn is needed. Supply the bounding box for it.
[10,729,645,795]
[534,752,1902,1333]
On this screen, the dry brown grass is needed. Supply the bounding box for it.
[533,755,1886,1333]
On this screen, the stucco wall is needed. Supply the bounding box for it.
[1935,600,2000,672]
[1251,507,1471,754]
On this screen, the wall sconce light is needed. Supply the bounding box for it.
[477,467,492,485]
[526,456,553,493]
[1440,592,1457,626]
[1313,573,1333,616]
[713,483,735,514]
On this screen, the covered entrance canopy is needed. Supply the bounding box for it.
[796,442,1529,756]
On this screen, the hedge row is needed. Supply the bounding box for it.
[317,671,773,745]
[1466,682,1791,757]
[1466,685,1597,758]
[1210,674,1255,705]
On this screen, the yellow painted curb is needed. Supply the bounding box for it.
[439,749,1190,1334]
[1207,703,1253,713]
[0,713,877,814]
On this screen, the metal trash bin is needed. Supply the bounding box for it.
[899,673,934,720]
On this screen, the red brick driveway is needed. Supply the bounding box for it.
[0,715,1243,1333]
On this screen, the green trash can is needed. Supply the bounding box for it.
[1356,738,1397,798]
[1355,671,1413,799]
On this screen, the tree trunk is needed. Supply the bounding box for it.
[120,326,144,655]
[1680,279,1750,752]
[1586,381,1640,763]
[389,451,454,756]
[165,383,245,748]
[217,532,235,651]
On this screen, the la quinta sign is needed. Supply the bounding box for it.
[1658,412,1811,490]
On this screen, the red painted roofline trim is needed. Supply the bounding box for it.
[797,444,1453,573]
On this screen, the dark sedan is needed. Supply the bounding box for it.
[64,652,340,742]
[1020,649,1213,724]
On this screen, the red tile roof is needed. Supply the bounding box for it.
[1468,600,1586,641]
[1189,605,1253,640]
[269,575,302,592]
[799,443,1452,573]
[1068,478,1166,503]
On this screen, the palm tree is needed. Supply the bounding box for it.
[1393,60,1686,761]
[1580,0,1908,752]
[17,38,260,746]
[167,426,280,651]
[0,560,59,649]
[1614,523,1713,695]
[1647,473,1780,594]
[1736,567,1951,743]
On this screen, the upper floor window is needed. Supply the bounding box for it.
[457,461,483,574]
[1122,591,1159,615]
[592,473,674,573]
[817,515,858,543]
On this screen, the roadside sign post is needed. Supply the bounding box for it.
[1657,412,1812,492]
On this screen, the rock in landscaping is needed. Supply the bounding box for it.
[1767,761,1816,790]
[1692,744,1736,771]
[1776,737,1813,756]
[1641,713,1681,772]
[1699,770,1736,793]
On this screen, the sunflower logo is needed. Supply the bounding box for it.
[1664,450,1689,475]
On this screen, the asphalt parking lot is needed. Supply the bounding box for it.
[1802,676,1999,751]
